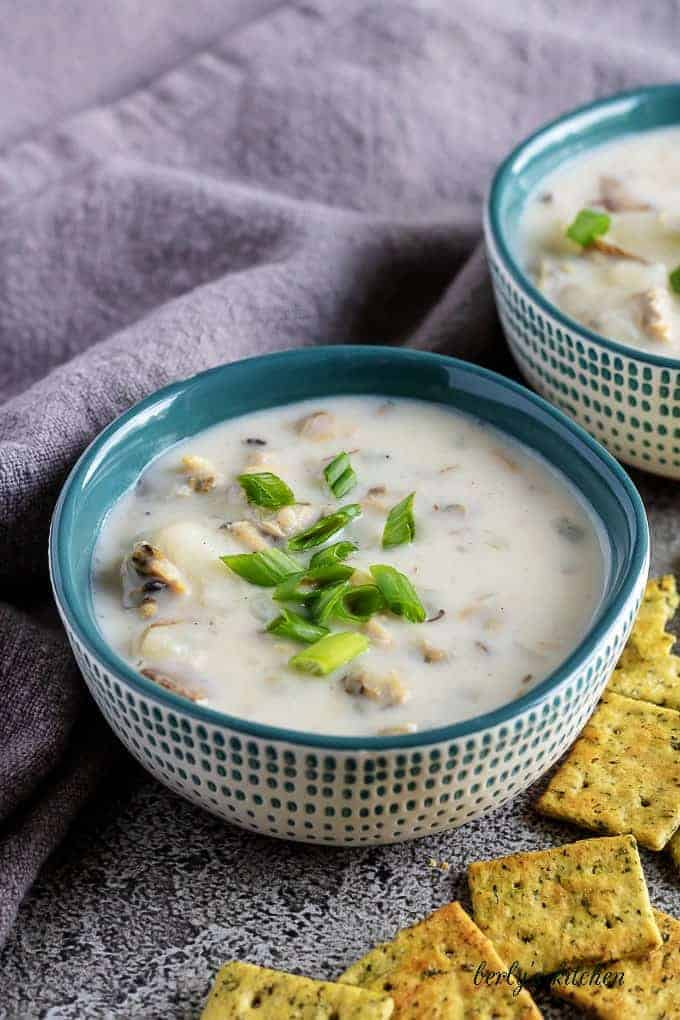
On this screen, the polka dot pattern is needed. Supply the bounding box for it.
[63,577,643,845]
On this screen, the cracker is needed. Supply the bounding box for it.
[536,691,680,850]
[552,910,680,1019]
[670,830,680,871]
[608,575,680,710]
[467,835,660,977]
[201,961,394,1019]
[340,901,541,1019]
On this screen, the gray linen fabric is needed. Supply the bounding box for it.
[0,0,677,950]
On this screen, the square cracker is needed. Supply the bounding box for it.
[536,691,680,850]
[340,901,542,1019]
[552,910,680,1019]
[467,835,660,977]
[201,961,394,1020]
[608,575,680,710]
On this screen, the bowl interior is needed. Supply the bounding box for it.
[492,84,680,251]
[51,346,648,748]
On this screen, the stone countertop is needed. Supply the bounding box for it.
[1,465,678,1020]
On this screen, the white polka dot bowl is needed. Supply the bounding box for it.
[49,346,648,846]
[486,84,680,479]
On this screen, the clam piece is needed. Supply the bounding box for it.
[181,454,220,492]
[275,503,316,536]
[126,542,186,595]
[589,237,647,263]
[418,639,448,664]
[140,667,204,703]
[363,617,393,647]
[256,519,287,539]
[296,410,337,440]
[228,520,270,552]
[341,669,410,707]
[598,175,652,213]
[634,287,672,342]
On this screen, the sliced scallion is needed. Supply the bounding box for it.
[382,492,416,548]
[311,580,352,626]
[669,265,680,294]
[273,563,353,604]
[324,452,357,498]
[237,471,295,509]
[309,540,358,568]
[287,503,362,551]
[266,608,329,644]
[220,547,301,586]
[289,631,370,675]
[566,208,611,247]
[370,564,426,623]
[338,584,385,622]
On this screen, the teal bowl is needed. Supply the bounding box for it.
[49,346,648,845]
[486,84,680,478]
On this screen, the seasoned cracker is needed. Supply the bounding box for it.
[201,961,394,1019]
[467,835,660,977]
[670,830,680,871]
[608,575,680,709]
[537,691,680,850]
[340,901,541,1018]
[552,910,680,1019]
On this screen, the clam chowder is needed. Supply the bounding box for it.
[520,127,680,353]
[92,396,605,736]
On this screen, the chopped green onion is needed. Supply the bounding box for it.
[266,608,329,644]
[566,208,611,247]
[289,632,370,676]
[273,564,353,604]
[287,503,362,551]
[310,541,358,568]
[311,579,385,625]
[382,492,416,548]
[338,584,385,623]
[370,564,426,623]
[324,452,357,498]
[311,580,352,625]
[237,471,295,509]
[220,547,301,586]
[669,266,680,294]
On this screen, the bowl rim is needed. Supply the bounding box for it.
[486,82,680,370]
[49,345,649,751]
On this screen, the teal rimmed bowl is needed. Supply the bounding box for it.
[49,346,648,845]
[486,84,680,479]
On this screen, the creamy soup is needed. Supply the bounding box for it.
[520,127,680,353]
[92,396,606,737]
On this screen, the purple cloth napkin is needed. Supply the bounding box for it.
[1,0,676,946]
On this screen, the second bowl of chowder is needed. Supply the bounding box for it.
[50,347,648,845]
[486,84,680,478]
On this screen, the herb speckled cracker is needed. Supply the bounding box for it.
[608,575,680,710]
[552,910,680,1019]
[536,691,680,850]
[340,901,542,1018]
[467,835,660,977]
[201,961,394,1019]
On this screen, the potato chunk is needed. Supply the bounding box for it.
[296,410,338,440]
